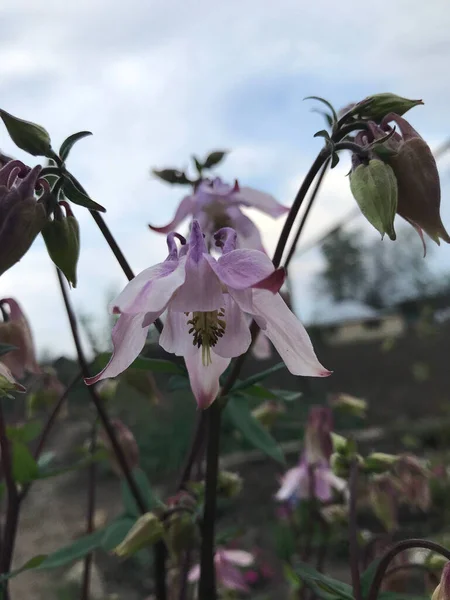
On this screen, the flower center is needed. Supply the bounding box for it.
[186,309,226,366]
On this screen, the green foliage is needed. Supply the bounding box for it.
[94,353,184,375]
[293,562,354,600]
[62,176,106,212]
[59,131,92,162]
[11,441,39,484]
[121,467,161,517]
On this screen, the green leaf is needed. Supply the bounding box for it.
[230,362,287,394]
[378,594,430,600]
[12,441,39,484]
[0,109,52,157]
[304,97,338,125]
[294,562,354,600]
[121,468,160,518]
[94,353,183,375]
[0,344,17,358]
[7,421,42,444]
[0,554,48,583]
[152,168,192,185]
[59,131,92,162]
[360,558,381,597]
[192,155,203,174]
[238,384,277,400]
[331,152,340,169]
[225,397,285,464]
[101,517,135,551]
[36,529,105,570]
[63,176,106,212]
[314,130,331,140]
[203,150,228,169]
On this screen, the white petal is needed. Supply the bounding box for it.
[275,466,304,501]
[159,308,195,356]
[250,290,331,377]
[213,295,251,358]
[170,255,223,312]
[221,550,254,567]
[207,249,274,290]
[252,332,272,360]
[324,470,347,493]
[236,186,289,217]
[185,349,230,409]
[188,564,200,583]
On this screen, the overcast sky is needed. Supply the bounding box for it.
[1,0,450,358]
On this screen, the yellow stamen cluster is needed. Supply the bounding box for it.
[186,309,226,366]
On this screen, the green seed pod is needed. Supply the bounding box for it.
[353,93,423,122]
[350,158,398,240]
[42,201,80,287]
[114,512,164,557]
[0,110,52,157]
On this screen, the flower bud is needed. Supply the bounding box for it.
[99,419,139,477]
[42,201,80,288]
[217,471,243,499]
[320,503,348,525]
[0,161,48,276]
[164,511,198,558]
[364,452,398,473]
[0,361,25,396]
[369,474,402,532]
[251,400,285,429]
[331,451,363,477]
[95,379,118,403]
[0,110,52,157]
[114,512,164,557]
[380,114,450,248]
[432,562,450,600]
[0,298,40,379]
[427,554,448,571]
[394,453,430,511]
[350,157,398,240]
[328,393,367,418]
[352,94,423,122]
[304,406,333,464]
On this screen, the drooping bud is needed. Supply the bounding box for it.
[432,562,450,600]
[99,419,139,477]
[0,161,48,276]
[95,379,119,403]
[114,512,164,557]
[0,298,40,379]
[164,511,198,558]
[304,406,333,464]
[251,400,285,430]
[364,452,398,474]
[217,471,243,499]
[351,94,423,122]
[350,156,398,240]
[380,114,450,248]
[0,361,26,396]
[394,453,431,511]
[42,201,80,288]
[331,451,364,478]
[369,474,402,532]
[328,393,367,418]
[0,110,53,157]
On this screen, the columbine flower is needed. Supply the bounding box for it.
[275,459,346,504]
[0,298,40,379]
[188,548,254,593]
[86,220,329,408]
[432,562,450,600]
[0,160,48,276]
[149,177,288,252]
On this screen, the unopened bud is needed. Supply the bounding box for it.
[350,157,398,240]
[427,554,448,572]
[352,94,423,122]
[328,393,367,418]
[251,400,285,429]
[369,474,402,532]
[365,453,398,474]
[0,361,25,396]
[304,406,333,464]
[217,471,243,499]
[99,419,139,477]
[331,451,363,477]
[114,512,164,557]
[42,201,80,288]
[331,433,352,455]
[95,379,118,403]
[320,503,348,525]
[164,511,198,558]
[394,453,431,511]
[0,110,52,157]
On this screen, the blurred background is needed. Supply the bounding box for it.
[2,1,450,599]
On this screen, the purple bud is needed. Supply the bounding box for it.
[304,406,333,464]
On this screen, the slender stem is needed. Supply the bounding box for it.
[56,268,167,599]
[0,398,19,591]
[300,466,316,562]
[177,411,207,490]
[81,421,98,600]
[349,459,362,600]
[284,159,330,269]
[316,518,330,573]
[198,402,221,600]
[367,540,450,600]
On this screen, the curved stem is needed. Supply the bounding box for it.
[367,540,450,600]
[284,159,330,269]
[348,460,362,600]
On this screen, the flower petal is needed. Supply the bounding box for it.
[184,349,230,409]
[213,294,251,358]
[159,308,195,356]
[324,470,347,493]
[236,186,289,217]
[114,258,187,315]
[188,564,200,583]
[85,314,149,385]
[250,290,331,377]
[216,554,249,592]
[252,331,272,360]
[226,206,266,252]
[221,550,254,567]
[275,466,305,501]
[206,249,275,290]
[314,469,332,502]
[148,194,194,234]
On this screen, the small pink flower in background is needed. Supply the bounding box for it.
[304,406,333,464]
[149,177,288,253]
[188,547,254,593]
[86,220,330,409]
[0,298,40,379]
[244,570,259,585]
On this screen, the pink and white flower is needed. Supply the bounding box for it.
[276,460,346,504]
[149,177,288,252]
[188,547,254,593]
[86,220,330,409]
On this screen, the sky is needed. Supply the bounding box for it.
[1,0,450,358]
